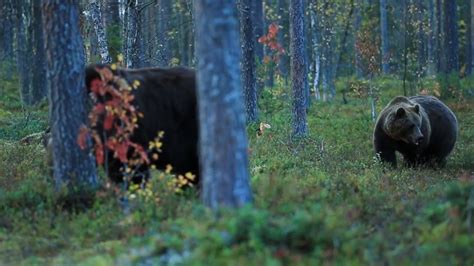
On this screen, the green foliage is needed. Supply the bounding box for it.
[1,76,474,264]
[106,24,123,62]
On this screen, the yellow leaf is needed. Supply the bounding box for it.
[132,80,141,89]
[165,164,173,174]
[185,172,196,181]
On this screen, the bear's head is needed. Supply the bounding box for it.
[384,102,425,146]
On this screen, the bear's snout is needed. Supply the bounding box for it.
[415,135,424,146]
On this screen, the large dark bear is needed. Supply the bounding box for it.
[373,95,458,167]
[85,64,199,185]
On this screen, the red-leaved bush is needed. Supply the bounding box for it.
[258,23,285,65]
[77,66,152,178]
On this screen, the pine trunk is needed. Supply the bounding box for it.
[380,0,390,74]
[195,0,253,209]
[42,0,98,191]
[31,0,48,104]
[89,0,112,64]
[289,0,308,137]
[239,0,258,123]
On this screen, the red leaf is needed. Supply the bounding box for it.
[104,113,114,130]
[77,125,90,149]
[95,144,104,165]
[115,142,129,163]
[258,36,268,43]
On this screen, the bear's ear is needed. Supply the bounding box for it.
[396,107,406,118]
[414,104,420,114]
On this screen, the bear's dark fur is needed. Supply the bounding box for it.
[373,95,458,167]
[85,64,199,185]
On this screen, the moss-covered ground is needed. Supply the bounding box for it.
[1,75,473,265]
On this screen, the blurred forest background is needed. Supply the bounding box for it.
[0,0,474,265]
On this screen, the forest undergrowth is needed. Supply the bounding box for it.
[0,75,473,265]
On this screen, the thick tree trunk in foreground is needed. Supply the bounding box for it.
[195,0,253,209]
[42,0,98,191]
[289,0,308,137]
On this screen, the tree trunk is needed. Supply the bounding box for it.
[31,0,48,104]
[471,0,474,75]
[123,0,139,68]
[239,0,258,123]
[380,0,389,74]
[136,0,147,67]
[444,0,459,74]
[156,0,171,67]
[466,0,473,75]
[14,0,33,106]
[310,4,321,101]
[277,0,289,80]
[427,0,436,76]
[195,0,253,209]
[89,0,112,64]
[0,0,15,78]
[289,0,308,137]
[178,1,189,66]
[252,0,265,93]
[417,0,426,76]
[354,0,363,78]
[436,0,443,73]
[42,0,98,191]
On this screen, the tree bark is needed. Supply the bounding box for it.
[31,0,48,104]
[436,0,443,73]
[417,0,426,76]
[14,0,33,105]
[239,0,258,123]
[123,0,139,68]
[89,0,112,64]
[354,0,363,78]
[42,0,98,191]
[277,0,289,79]
[195,0,253,209]
[289,0,308,137]
[471,0,474,75]
[380,0,390,74]
[156,0,172,67]
[466,0,473,75]
[0,0,15,78]
[252,0,265,93]
[444,0,459,74]
[427,0,436,76]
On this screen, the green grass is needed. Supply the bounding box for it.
[0,75,473,265]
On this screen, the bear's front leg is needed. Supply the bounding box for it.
[374,133,397,167]
[374,144,397,167]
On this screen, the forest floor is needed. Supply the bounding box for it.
[0,75,473,265]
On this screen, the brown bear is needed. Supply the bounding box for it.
[85,64,199,185]
[373,95,458,167]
